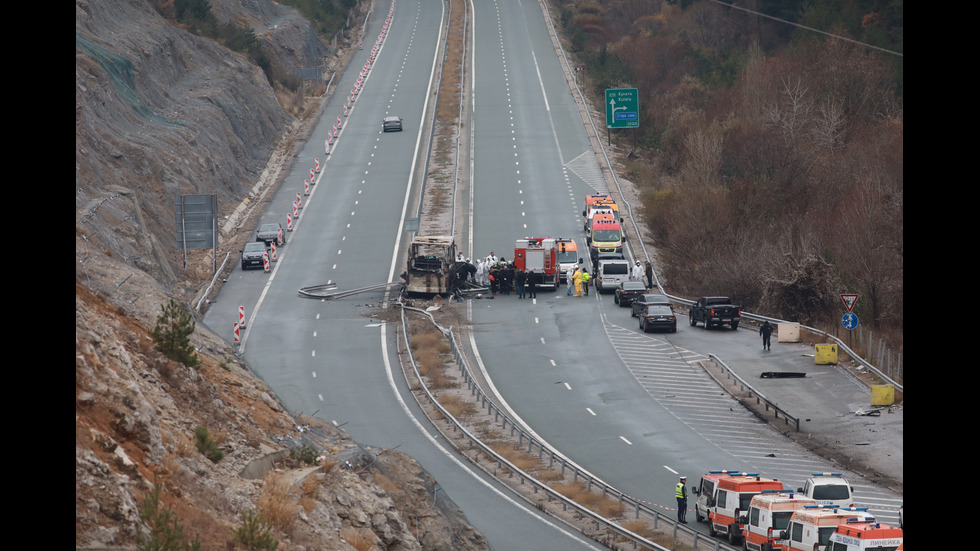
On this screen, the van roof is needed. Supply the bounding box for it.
[790,507,874,526]
[833,520,903,539]
[584,194,614,206]
[717,475,783,493]
[591,217,621,228]
[749,492,817,510]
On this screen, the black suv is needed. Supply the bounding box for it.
[256,222,285,246]
[240,242,268,270]
[614,281,647,307]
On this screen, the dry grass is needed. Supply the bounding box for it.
[440,394,476,418]
[258,472,299,533]
[341,527,377,551]
[487,441,544,473]
[549,480,625,519]
[299,475,320,512]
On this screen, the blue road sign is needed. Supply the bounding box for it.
[842,312,859,330]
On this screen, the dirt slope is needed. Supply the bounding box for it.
[75,0,488,548]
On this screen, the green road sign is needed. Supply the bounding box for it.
[605,88,639,129]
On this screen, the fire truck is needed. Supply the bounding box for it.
[513,237,561,289]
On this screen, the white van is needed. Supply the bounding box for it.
[796,473,854,508]
[595,257,630,292]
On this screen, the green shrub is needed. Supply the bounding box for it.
[233,509,279,550]
[194,426,223,463]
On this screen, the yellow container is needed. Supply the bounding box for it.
[814,344,838,365]
[870,385,895,406]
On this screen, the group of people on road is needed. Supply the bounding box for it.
[454,251,662,302]
[565,265,590,297]
[450,251,538,298]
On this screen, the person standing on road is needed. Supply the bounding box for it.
[572,267,583,297]
[631,261,643,282]
[526,269,537,299]
[675,476,688,524]
[581,268,590,296]
[645,260,653,289]
[515,268,526,299]
[760,320,774,351]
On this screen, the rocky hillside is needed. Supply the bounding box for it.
[75,0,488,548]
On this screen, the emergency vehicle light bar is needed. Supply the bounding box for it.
[708,470,743,474]
[811,472,843,477]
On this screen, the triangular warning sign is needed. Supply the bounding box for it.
[840,294,859,312]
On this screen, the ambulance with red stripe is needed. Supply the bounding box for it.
[780,506,875,551]
[826,518,902,551]
[693,471,785,545]
[740,490,817,551]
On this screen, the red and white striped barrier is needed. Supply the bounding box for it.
[277,227,284,245]
[287,213,293,231]
[234,321,240,345]
[269,242,277,262]
[263,252,270,272]
[304,179,310,196]
[239,305,246,328]
[293,201,299,219]
[336,115,342,129]
[325,140,330,155]
[315,158,320,173]
[295,191,302,210]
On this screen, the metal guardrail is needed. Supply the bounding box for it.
[705,354,801,432]
[400,303,736,551]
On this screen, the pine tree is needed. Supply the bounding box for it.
[150,299,200,367]
[137,475,201,551]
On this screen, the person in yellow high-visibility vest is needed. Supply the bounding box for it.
[675,476,688,524]
[581,268,591,296]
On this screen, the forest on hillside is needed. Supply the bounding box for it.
[556,0,902,354]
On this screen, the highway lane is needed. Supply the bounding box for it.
[464,0,901,540]
[202,1,609,548]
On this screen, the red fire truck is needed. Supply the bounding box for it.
[513,237,561,290]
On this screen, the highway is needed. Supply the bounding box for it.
[203,0,902,548]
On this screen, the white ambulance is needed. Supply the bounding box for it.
[740,490,818,551]
[780,506,875,551]
[693,471,785,545]
[826,518,902,551]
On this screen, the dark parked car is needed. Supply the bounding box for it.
[639,305,677,333]
[256,222,285,246]
[240,242,268,270]
[630,293,675,317]
[614,281,647,307]
[383,116,403,131]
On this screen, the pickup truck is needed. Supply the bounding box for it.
[690,296,741,330]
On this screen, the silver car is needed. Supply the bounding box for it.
[383,116,403,132]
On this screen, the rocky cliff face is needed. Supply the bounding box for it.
[75,0,488,548]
